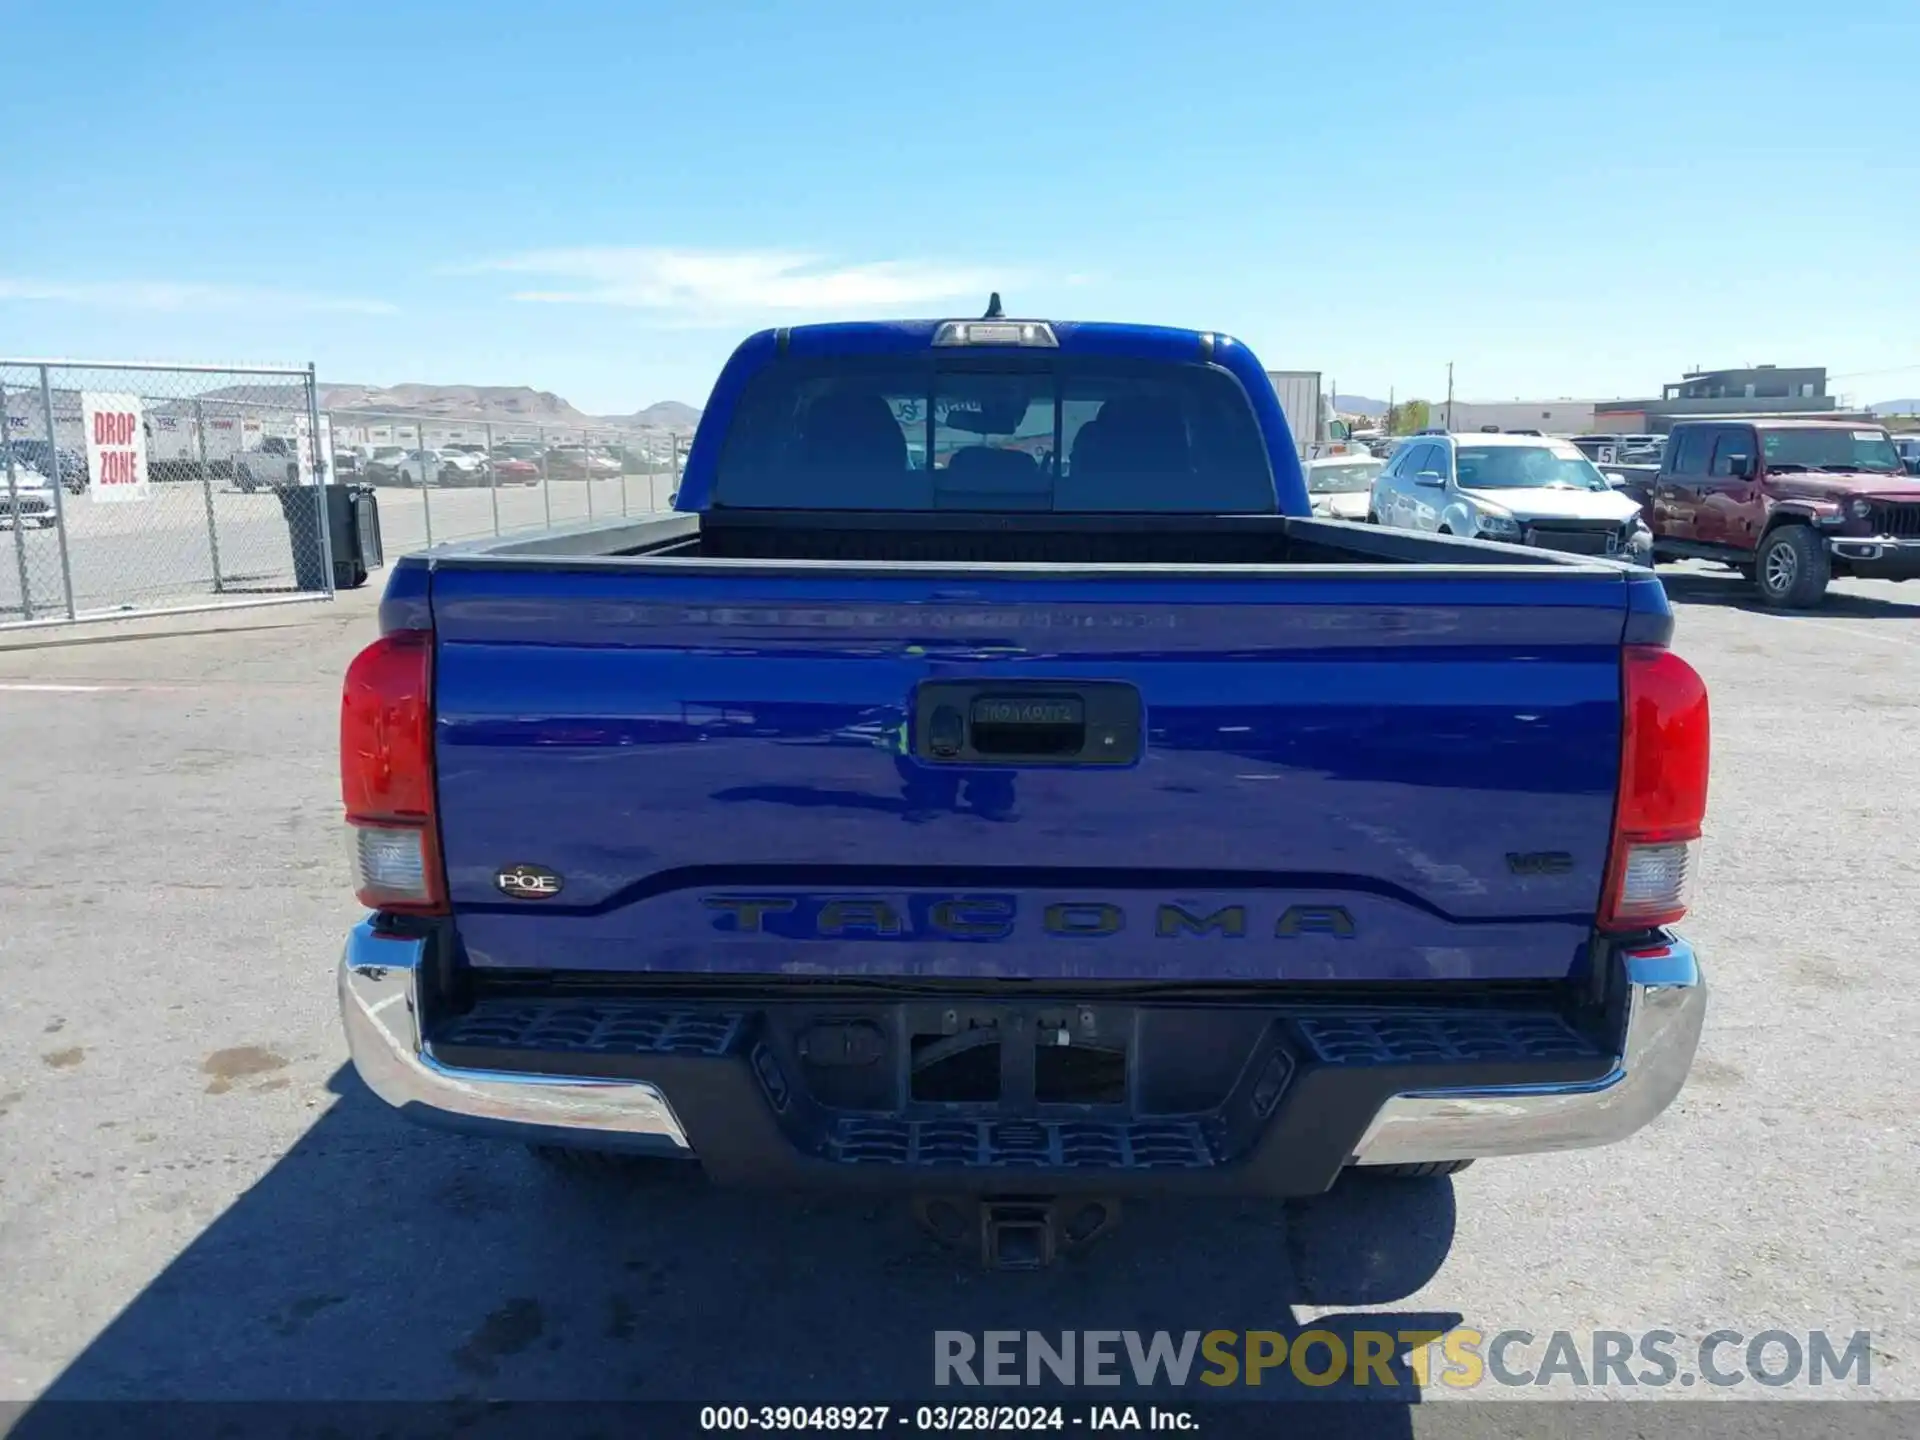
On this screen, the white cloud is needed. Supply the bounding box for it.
[459,247,1016,319]
[0,278,397,315]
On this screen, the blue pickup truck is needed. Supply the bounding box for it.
[338,310,1709,1267]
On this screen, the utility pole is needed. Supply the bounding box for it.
[1388,385,1396,434]
[1445,362,1455,430]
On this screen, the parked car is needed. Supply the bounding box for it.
[331,449,362,480]
[1370,432,1653,565]
[364,446,410,485]
[1644,419,1920,607]
[8,439,87,495]
[1570,434,1628,464]
[491,456,541,485]
[1302,453,1384,520]
[234,436,302,493]
[0,461,59,528]
[546,444,620,478]
[394,449,487,487]
[337,311,1709,1270]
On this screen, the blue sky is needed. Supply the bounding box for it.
[2,0,1916,413]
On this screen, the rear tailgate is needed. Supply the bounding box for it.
[429,561,1635,983]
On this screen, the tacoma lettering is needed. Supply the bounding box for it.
[1157,904,1247,939]
[701,895,1355,940]
[1274,906,1357,939]
[703,897,799,932]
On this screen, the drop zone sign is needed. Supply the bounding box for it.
[82,392,151,503]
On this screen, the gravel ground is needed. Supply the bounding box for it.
[0,561,1914,1429]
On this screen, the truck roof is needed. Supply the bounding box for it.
[754,316,1233,360]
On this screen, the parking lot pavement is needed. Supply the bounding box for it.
[0,563,1915,1417]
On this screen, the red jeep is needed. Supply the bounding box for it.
[1642,419,1920,607]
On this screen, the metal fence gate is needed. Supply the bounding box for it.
[1,360,332,629]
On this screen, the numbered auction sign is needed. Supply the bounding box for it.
[81,392,151,503]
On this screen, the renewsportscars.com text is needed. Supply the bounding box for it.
[934,1329,1875,1391]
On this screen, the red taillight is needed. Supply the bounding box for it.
[1598,645,1710,931]
[341,630,445,914]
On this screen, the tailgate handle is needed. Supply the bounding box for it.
[914,682,1141,766]
[970,696,1085,757]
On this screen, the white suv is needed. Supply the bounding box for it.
[1370,432,1653,565]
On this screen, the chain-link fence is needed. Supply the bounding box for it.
[1,360,333,628]
[327,412,683,554]
[1,359,694,629]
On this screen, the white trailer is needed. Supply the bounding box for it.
[1265,370,1355,460]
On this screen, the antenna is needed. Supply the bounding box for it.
[983,292,1004,319]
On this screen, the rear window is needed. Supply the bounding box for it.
[1306,459,1382,493]
[712,357,1275,512]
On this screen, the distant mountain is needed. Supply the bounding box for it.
[319,383,583,423]
[1870,398,1920,416]
[313,382,701,431]
[1330,394,1390,418]
[602,400,703,429]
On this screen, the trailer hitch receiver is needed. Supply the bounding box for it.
[913,1195,1121,1270]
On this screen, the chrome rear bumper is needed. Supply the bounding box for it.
[1351,940,1705,1165]
[338,921,692,1154]
[339,922,1703,1175]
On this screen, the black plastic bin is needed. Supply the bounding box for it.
[278,483,383,592]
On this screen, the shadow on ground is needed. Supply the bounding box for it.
[1660,570,1920,619]
[17,1066,1462,1433]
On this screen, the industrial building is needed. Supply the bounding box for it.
[1594,365,1838,433]
[1428,364,1845,438]
[1428,400,1599,434]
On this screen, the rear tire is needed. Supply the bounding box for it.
[1357,1160,1475,1179]
[1754,525,1829,609]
